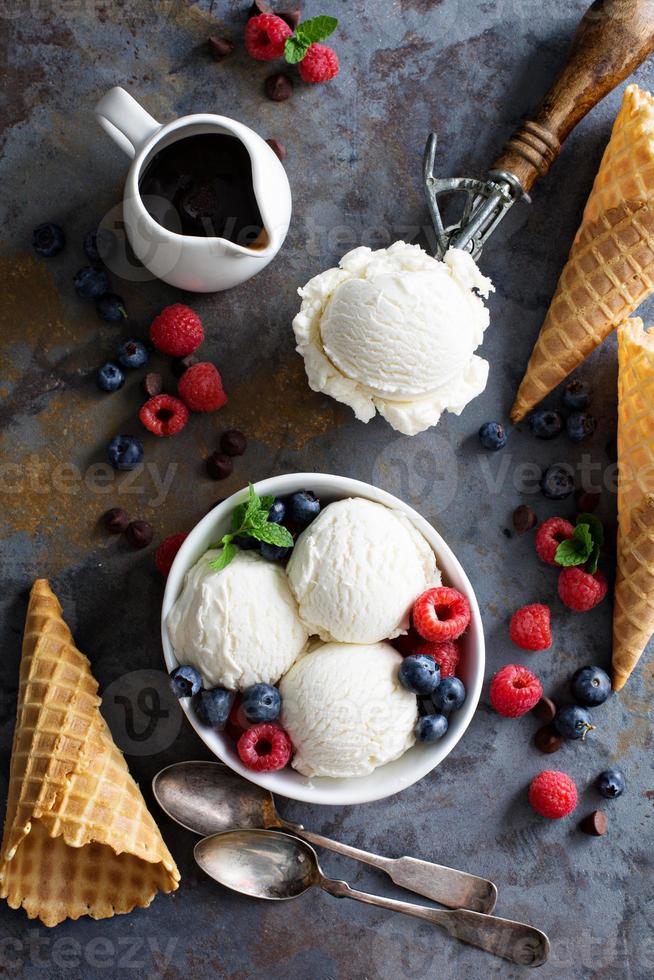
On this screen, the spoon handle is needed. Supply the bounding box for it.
[279,819,496,913]
[320,878,550,967]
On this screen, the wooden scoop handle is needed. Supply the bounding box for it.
[492,0,654,192]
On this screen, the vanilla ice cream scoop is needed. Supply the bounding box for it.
[286,498,440,644]
[293,241,493,436]
[167,550,308,690]
[280,641,417,778]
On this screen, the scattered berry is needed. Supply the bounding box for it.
[74,265,110,299]
[289,490,320,526]
[178,362,227,412]
[97,362,125,392]
[554,704,595,740]
[413,587,471,642]
[579,810,608,836]
[96,293,127,323]
[566,412,596,442]
[528,409,563,440]
[490,664,542,717]
[242,683,281,723]
[139,394,189,437]
[103,507,129,534]
[412,639,460,678]
[563,378,591,411]
[399,654,440,695]
[260,542,292,561]
[125,519,153,549]
[558,566,607,611]
[432,676,466,712]
[196,687,233,728]
[117,338,149,369]
[512,505,537,534]
[529,770,577,819]
[171,354,199,378]
[155,532,188,577]
[170,665,202,698]
[415,713,448,742]
[237,722,292,772]
[150,304,204,356]
[220,429,247,456]
[235,533,260,551]
[478,421,507,451]
[535,517,575,566]
[541,464,575,500]
[142,372,164,397]
[244,13,292,60]
[107,434,144,471]
[206,451,233,480]
[596,768,625,799]
[298,43,340,83]
[509,604,552,651]
[32,222,65,257]
[265,72,294,101]
[570,665,611,707]
[225,693,248,741]
[83,228,115,263]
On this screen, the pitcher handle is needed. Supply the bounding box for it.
[95,87,161,159]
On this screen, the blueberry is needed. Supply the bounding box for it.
[289,490,320,526]
[83,227,116,263]
[541,464,575,500]
[596,768,626,799]
[528,409,563,440]
[563,378,591,411]
[478,421,507,451]
[235,533,260,551]
[242,683,281,723]
[196,687,233,728]
[96,293,127,323]
[260,542,292,561]
[74,265,111,299]
[117,338,149,369]
[268,498,286,524]
[432,676,466,713]
[553,704,595,740]
[570,665,611,707]
[415,713,449,742]
[97,362,125,392]
[399,655,440,695]
[32,222,66,257]
[566,412,596,442]
[169,665,202,698]
[108,434,144,471]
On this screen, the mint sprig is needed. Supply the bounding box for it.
[284,15,338,64]
[209,484,293,571]
[554,513,604,573]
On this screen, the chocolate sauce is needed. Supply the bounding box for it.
[138,134,265,247]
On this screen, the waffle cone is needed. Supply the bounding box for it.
[511,85,654,422]
[0,580,180,926]
[612,319,654,690]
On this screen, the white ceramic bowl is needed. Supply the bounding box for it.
[162,474,484,806]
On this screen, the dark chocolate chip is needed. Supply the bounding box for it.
[249,0,273,16]
[208,35,234,60]
[532,696,557,724]
[575,488,601,513]
[171,354,198,378]
[533,723,563,754]
[142,372,163,397]
[266,138,287,161]
[512,504,537,534]
[579,810,608,836]
[103,507,129,534]
[278,8,301,30]
[265,73,293,102]
[220,430,247,456]
[125,520,153,549]
[206,452,234,480]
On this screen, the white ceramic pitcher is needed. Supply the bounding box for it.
[94,87,292,292]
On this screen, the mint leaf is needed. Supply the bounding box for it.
[209,539,237,571]
[253,523,294,547]
[555,523,593,567]
[577,513,603,574]
[296,15,338,43]
[587,542,601,575]
[285,35,310,64]
[259,495,275,513]
[232,502,247,532]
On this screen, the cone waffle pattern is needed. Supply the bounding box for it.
[0,580,180,926]
[511,85,654,422]
[613,319,654,690]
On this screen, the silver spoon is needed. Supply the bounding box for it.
[153,760,497,913]
[195,829,550,968]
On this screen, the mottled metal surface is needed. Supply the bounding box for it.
[1,1,653,977]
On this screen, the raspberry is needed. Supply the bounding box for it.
[558,566,608,612]
[244,14,292,61]
[150,304,204,357]
[139,395,189,437]
[413,640,461,678]
[509,604,552,651]
[298,43,340,83]
[237,723,292,772]
[412,587,471,642]
[528,770,578,819]
[178,362,227,412]
[225,693,248,742]
[155,532,188,577]
[535,517,575,566]
[392,627,423,658]
[490,664,542,717]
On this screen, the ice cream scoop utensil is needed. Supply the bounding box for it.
[425,0,654,259]
[153,760,497,913]
[195,830,550,967]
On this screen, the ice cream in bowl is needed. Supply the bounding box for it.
[162,474,484,805]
